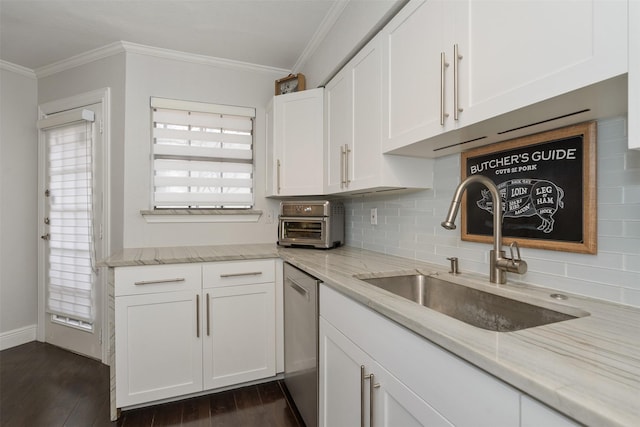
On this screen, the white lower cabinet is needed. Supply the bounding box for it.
[320,284,578,426]
[202,282,276,389]
[115,289,203,407]
[520,395,580,427]
[115,260,276,409]
[320,317,451,427]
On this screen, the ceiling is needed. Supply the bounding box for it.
[0,0,353,72]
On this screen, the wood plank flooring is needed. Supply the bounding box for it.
[1,341,303,427]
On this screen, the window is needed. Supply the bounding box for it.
[151,97,255,209]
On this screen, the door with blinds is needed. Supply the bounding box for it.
[38,103,103,360]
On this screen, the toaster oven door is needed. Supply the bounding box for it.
[279,217,327,247]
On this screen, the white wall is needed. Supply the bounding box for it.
[345,117,640,308]
[0,66,38,345]
[122,53,281,247]
[38,53,127,252]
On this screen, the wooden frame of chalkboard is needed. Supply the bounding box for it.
[460,121,597,254]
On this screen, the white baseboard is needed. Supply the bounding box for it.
[0,325,37,351]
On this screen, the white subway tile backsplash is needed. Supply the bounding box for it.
[598,220,624,237]
[598,187,624,204]
[344,117,640,307]
[624,186,640,203]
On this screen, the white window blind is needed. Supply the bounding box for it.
[38,113,96,323]
[151,98,255,209]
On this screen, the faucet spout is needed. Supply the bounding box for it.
[441,175,506,284]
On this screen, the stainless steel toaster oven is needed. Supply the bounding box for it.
[278,200,344,249]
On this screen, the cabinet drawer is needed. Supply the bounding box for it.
[203,259,275,288]
[115,264,201,296]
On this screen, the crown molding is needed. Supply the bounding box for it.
[35,42,125,78]
[121,41,289,76]
[34,40,290,79]
[292,0,349,73]
[0,60,37,79]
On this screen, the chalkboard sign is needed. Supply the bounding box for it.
[461,122,597,254]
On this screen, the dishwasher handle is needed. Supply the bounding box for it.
[287,276,316,301]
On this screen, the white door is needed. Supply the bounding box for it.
[38,103,104,360]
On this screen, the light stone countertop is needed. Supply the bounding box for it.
[278,246,640,427]
[99,243,279,267]
[102,244,640,426]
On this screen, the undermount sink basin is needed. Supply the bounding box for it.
[360,274,585,332]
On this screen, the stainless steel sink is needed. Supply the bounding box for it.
[360,274,585,332]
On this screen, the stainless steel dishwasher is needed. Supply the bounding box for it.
[284,262,319,427]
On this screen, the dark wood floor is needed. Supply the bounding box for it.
[1,341,303,427]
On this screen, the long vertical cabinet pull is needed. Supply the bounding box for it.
[206,293,210,336]
[369,372,380,427]
[453,44,463,120]
[344,144,351,188]
[361,366,380,427]
[276,159,281,194]
[440,52,450,126]
[196,294,200,338]
[360,365,367,427]
[341,145,346,188]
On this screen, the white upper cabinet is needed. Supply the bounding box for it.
[461,0,627,126]
[325,34,433,195]
[381,0,628,157]
[266,88,324,197]
[630,0,639,150]
[381,0,448,153]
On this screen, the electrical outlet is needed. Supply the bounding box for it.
[370,208,378,225]
[265,210,274,224]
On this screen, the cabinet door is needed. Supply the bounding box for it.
[115,290,202,407]
[273,88,324,196]
[351,36,382,190]
[324,66,352,194]
[320,317,452,427]
[319,317,372,427]
[202,283,276,390]
[462,0,627,126]
[630,0,640,150]
[371,360,453,427]
[382,0,445,153]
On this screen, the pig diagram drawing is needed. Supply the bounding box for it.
[475,178,565,233]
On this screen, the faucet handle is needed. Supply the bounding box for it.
[508,242,522,262]
[447,257,459,275]
[506,242,527,274]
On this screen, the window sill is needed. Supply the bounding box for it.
[141,209,263,223]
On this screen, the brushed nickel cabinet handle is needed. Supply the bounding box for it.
[345,144,351,188]
[360,365,366,427]
[206,293,210,337]
[440,52,449,126]
[196,294,200,338]
[340,145,346,188]
[454,43,463,120]
[134,277,185,286]
[277,159,281,194]
[219,271,262,278]
[369,372,380,427]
